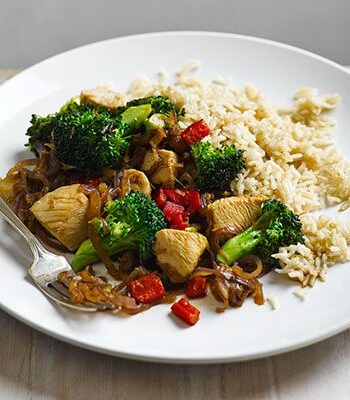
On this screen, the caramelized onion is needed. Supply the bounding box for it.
[58,269,150,314]
[252,281,264,305]
[232,255,263,280]
[15,159,39,168]
[178,171,196,189]
[86,189,102,220]
[211,274,230,313]
[192,267,218,277]
[210,226,238,251]
[58,267,176,315]
[166,127,188,154]
[209,264,265,312]
[117,252,136,277]
[87,220,122,280]
[99,182,111,207]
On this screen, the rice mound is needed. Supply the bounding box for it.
[127,61,350,286]
[273,215,350,286]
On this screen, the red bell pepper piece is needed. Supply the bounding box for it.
[129,274,165,304]
[163,201,185,219]
[185,191,201,214]
[75,177,102,188]
[180,119,210,145]
[162,189,201,213]
[171,298,200,326]
[155,189,200,215]
[162,189,188,206]
[186,277,207,299]
[154,189,201,230]
[154,188,167,209]
[162,201,190,230]
[169,210,190,230]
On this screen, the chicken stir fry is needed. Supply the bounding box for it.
[30,184,89,251]
[154,229,209,282]
[0,88,304,325]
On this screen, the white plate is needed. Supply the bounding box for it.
[0,32,350,364]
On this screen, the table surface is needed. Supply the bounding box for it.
[1,69,350,400]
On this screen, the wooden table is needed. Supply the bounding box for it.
[1,69,350,400]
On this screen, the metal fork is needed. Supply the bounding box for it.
[0,197,113,312]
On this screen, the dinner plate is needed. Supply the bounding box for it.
[1,31,350,364]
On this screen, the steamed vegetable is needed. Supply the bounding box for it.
[71,191,166,272]
[26,97,79,154]
[191,141,245,191]
[54,103,152,172]
[217,199,304,267]
[118,95,183,117]
[26,95,184,173]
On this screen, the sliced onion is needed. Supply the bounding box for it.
[192,267,218,277]
[15,159,39,168]
[99,182,111,207]
[252,281,264,305]
[211,226,238,251]
[110,293,150,315]
[87,220,123,280]
[232,255,263,280]
[210,276,229,313]
[209,264,265,312]
[87,189,102,220]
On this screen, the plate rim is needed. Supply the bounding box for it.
[1,30,350,364]
[1,30,349,92]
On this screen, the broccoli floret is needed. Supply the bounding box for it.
[191,141,245,191]
[26,97,81,154]
[119,95,184,117]
[26,114,56,154]
[71,191,167,272]
[216,199,304,267]
[26,102,152,172]
[26,96,180,170]
[59,96,81,113]
[54,104,152,172]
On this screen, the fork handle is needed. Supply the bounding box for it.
[0,197,47,258]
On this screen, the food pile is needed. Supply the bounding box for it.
[1,67,350,325]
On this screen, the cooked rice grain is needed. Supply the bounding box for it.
[274,215,350,286]
[127,63,350,286]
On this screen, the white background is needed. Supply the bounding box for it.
[1,0,349,68]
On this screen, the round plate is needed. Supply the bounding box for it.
[0,32,350,364]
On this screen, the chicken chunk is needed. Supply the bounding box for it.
[30,184,89,251]
[120,169,151,198]
[140,148,160,175]
[141,149,182,188]
[154,229,208,283]
[80,85,125,110]
[206,195,267,241]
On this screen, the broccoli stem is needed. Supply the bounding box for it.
[71,239,130,272]
[71,238,133,272]
[216,228,262,265]
[71,222,148,272]
[71,239,100,271]
[120,104,152,130]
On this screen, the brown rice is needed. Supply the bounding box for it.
[127,62,350,287]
